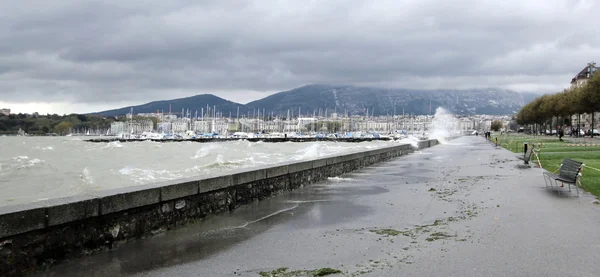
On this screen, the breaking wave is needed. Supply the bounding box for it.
[14,157,44,169]
[103,141,123,149]
[81,167,94,184]
[429,107,460,144]
[328,177,354,181]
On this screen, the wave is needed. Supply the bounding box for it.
[16,158,44,169]
[397,137,420,148]
[327,177,354,181]
[80,167,94,184]
[119,167,186,184]
[202,155,264,169]
[102,141,123,149]
[291,143,321,160]
[191,144,223,159]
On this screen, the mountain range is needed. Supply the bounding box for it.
[91,84,539,117]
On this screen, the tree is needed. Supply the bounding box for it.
[568,86,586,136]
[508,120,518,131]
[584,70,600,136]
[77,114,88,122]
[54,121,73,135]
[304,121,344,133]
[133,115,158,129]
[0,121,6,131]
[491,120,503,132]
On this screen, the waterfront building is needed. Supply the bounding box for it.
[172,120,189,133]
[109,119,154,135]
[157,122,172,133]
[109,122,125,135]
[569,62,599,131]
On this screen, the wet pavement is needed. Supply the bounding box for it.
[35,136,600,277]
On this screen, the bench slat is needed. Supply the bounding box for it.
[552,158,582,183]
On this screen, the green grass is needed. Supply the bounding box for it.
[492,133,600,197]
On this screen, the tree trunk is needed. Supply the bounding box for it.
[592,112,595,138]
[578,113,581,137]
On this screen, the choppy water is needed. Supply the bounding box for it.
[0,136,418,206]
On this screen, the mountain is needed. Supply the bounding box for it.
[90,94,245,117]
[520,92,541,105]
[92,84,537,117]
[246,84,531,116]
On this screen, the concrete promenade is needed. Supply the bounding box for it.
[36,136,600,277]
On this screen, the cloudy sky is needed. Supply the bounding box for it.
[1,0,599,114]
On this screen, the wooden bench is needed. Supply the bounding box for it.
[516,146,534,164]
[543,158,583,196]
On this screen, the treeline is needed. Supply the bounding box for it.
[304,121,344,132]
[0,113,118,135]
[516,70,600,135]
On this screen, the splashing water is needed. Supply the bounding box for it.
[81,167,94,184]
[429,107,460,144]
[399,136,421,148]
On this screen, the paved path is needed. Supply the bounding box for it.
[37,136,600,277]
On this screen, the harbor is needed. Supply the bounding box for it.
[85,136,405,143]
[96,107,507,140]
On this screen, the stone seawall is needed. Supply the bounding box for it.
[0,139,440,276]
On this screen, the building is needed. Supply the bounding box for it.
[570,62,598,88]
[0,108,10,116]
[110,122,126,135]
[109,120,154,135]
[570,62,599,131]
[137,119,154,133]
[297,117,318,129]
[157,122,172,133]
[171,120,189,133]
[458,118,475,131]
[192,120,208,133]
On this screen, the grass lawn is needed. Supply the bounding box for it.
[491,133,600,197]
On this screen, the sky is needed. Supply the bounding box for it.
[1,0,599,114]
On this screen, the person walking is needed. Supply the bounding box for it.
[558,126,564,141]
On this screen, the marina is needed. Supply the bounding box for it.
[86,137,403,143]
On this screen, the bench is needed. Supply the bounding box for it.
[543,158,583,196]
[516,146,534,164]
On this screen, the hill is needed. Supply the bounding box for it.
[246,85,531,116]
[90,94,245,117]
[92,85,538,117]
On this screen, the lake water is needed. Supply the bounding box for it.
[0,136,419,206]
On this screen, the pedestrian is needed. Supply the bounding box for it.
[558,127,564,141]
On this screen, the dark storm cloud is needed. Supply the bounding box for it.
[1,0,599,105]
